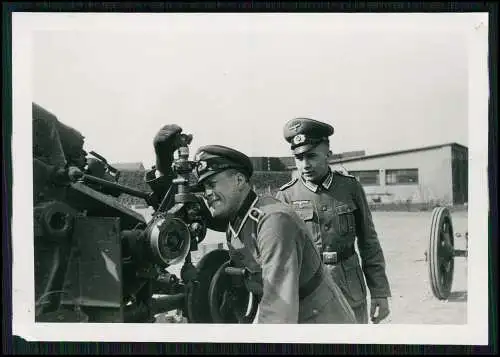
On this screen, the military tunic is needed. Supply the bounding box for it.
[225,190,356,324]
[275,170,391,323]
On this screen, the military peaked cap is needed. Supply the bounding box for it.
[194,145,254,183]
[283,117,334,155]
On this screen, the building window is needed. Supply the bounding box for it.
[385,169,419,185]
[348,170,380,185]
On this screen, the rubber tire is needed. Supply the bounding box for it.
[185,249,230,323]
[428,207,455,300]
[208,261,258,324]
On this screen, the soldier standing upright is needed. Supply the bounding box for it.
[275,117,391,324]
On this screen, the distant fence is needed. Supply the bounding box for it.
[368,202,468,212]
[251,171,293,197]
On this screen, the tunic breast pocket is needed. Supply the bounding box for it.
[334,204,356,236]
[293,202,315,222]
[293,201,321,249]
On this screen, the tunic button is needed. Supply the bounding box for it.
[324,224,330,231]
[312,309,318,315]
[321,205,328,211]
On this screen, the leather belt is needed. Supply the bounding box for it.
[299,265,323,300]
[322,245,356,266]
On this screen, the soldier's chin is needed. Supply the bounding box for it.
[302,172,317,181]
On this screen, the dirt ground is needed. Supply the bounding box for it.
[369,211,468,325]
[142,208,468,325]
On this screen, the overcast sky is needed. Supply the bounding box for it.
[31,13,476,168]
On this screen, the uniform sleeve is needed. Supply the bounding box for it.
[353,180,392,298]
[144,170,172,210]
[255,211,302,323]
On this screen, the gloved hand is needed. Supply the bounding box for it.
[153,124,183,175]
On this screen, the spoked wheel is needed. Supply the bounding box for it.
[185,249,230,323]
[208,261,259,324]
[428,207,455,300]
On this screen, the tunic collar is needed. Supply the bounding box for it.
[227,190,259,240]
[300,169,334,192]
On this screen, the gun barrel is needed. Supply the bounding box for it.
[89,150,108,163]
[82,174,150,200]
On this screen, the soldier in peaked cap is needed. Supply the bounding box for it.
[276,117,392,324]
[194,144,357,324]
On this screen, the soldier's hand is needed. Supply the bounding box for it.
[68,166,84,182]
[370,297,390,324]
[153,124,183,174]
[153,124,183,153]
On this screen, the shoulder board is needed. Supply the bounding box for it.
[279,177,298,191]
[333,170,356,179]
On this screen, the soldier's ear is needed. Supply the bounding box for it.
[236,172,247,187]
[233,171,248,190]
[327,150,333,158]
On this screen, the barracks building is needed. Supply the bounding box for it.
[288,142,469,206]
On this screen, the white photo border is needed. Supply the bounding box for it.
[11,12,490,345]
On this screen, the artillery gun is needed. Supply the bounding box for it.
[33,103,256,323]
[426,206,468,300]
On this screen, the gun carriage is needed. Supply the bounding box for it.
[33,103,256,323]
[426,206,468,300]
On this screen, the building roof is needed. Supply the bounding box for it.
[111,162,145,171]
[329,142,468,164]
[284,142,468,169]
[115,169,152,206]
[330,150,366,161]
[252,151,366,171]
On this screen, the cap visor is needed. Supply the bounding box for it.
[196,170,222,185]
[292,144,318,156]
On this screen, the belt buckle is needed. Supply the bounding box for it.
[322,251,338,265]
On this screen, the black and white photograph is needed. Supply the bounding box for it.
[11,11,489,345]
